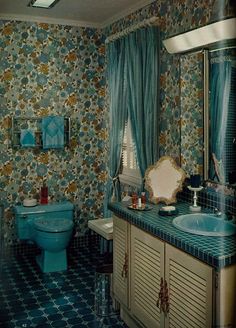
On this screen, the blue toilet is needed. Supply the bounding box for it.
[14,201,74,273]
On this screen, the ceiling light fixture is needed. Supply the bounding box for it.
[28,0,60,9]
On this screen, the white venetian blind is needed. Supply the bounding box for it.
[122,119,138,171]
[120,119,141,186]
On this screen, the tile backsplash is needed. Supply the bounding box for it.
[178,185,236,217]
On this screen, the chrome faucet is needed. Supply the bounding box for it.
[214,208,236,221]
[214,208,223,217]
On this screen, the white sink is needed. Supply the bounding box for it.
[173,213,236,237]
[88,218,113,240]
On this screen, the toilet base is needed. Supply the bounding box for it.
[36,249,68,273]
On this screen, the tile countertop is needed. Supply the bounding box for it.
[108,201,236,269]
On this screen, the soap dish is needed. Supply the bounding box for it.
[23,198,37,207]
[128,204,153,211]
[159,206,178,216]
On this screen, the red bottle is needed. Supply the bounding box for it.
[132,193,138,208]
[141,192,146,206]
[40,185,48,204]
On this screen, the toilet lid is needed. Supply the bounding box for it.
[33,217,73,233]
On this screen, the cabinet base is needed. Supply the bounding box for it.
[120,306,144,328]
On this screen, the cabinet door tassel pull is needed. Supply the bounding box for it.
[157,278,169,315]
[164,279,169,314]
[121,252,128,278]
[157,277,164,311]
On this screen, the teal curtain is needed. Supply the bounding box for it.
[210,61,232,183]
[125,27,160,180]
[104,26,160,216]
[103,40,128,217]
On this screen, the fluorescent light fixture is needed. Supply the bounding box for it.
[163,18,236,54]
[28,0,60,9]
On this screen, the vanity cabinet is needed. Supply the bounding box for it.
[130,224,165,327]
[165,243,213,328]
[113,216,130,309]
[113,215,216,328]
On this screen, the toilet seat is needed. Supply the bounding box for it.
[33,217,73,233]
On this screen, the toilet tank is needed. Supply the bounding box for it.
[14,201,74,240]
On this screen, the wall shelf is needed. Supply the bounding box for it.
[11,116,71,149]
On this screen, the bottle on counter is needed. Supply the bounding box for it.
[40,184,48,204]
[132,193,138,208]
[141,192,146,207]
[138,197,142,208]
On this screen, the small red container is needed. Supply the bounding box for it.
[132,193,138,208]
[141,192,146,206]
[40,186,48,204]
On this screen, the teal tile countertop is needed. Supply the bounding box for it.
[108,201,236,269]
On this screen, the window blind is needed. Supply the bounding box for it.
[122,119,138,171]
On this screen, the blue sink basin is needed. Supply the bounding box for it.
[173,213,236,237]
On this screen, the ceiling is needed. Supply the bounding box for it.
[0,0,155,28]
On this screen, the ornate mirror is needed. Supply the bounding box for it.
[145,156,186,205]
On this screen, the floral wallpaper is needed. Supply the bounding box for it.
[0,21,107,246]
[180,52,204,175]
[104,0,214,166]
[1,0,232,247]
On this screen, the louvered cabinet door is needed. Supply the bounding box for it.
[165,244,213,328]
[113,216,129,308]
[130,225,165,328]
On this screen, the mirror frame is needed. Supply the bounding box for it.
[144,156,186,205]
[203,49,209,182]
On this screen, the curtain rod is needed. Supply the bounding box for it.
[105,16,158,44]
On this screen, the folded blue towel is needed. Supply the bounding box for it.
[42,116,64,149]
[20,129,36,147]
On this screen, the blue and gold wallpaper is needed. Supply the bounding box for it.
[105,0,213,168]
[180,52,204,176]
[0,22,107,245]
[1,0,227,247]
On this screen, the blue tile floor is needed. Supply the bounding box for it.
[0,246,128,328]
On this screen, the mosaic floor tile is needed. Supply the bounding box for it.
[0,247,128,328]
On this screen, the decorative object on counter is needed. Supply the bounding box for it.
[159,205,178,216]
[190,174,201,188]
[141,192,146,206]
[188,186,203,212]
[42,116,65,149]
[129,191,149,210]
[138,197,142,208]
[23,198,37,207]
[127,204,153,211]
[132,193,138,209]
[145,156,186,205]
[40,185,48,204]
